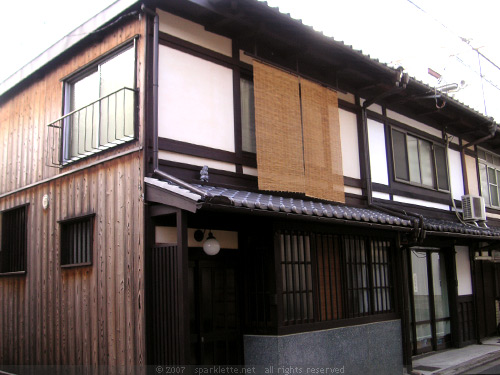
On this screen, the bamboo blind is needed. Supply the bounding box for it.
[253,60,344,202]
[253,60,305,193]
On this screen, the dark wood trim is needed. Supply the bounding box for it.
[145,183,199,213]
[373,182,451,206]
[158,138,257,168]
[387,117,446,146]
[60,262,93,269]
[159,32,236,70]
[338,99,358,114]
[177,210,190,363]
[158,159,258,191]
[57,212,96,224]
[343,176,363,189]
[0,271,27,277]
[0,202,30,213]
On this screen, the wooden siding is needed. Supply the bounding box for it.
[0,15,146,369]
[0,153,144,368]
[0,17,144,196]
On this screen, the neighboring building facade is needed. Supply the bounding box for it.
[1,1,500,374]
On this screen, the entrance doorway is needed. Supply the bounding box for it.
[409,248,452,354]
[189,250,243,365]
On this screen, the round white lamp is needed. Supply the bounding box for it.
[203,231,220,256]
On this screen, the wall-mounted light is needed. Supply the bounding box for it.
[42,194,50,210]
[194,229,221,256]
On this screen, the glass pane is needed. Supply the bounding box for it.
[486,152,494,163]
[419,139,434,187]
[240,78,256,153]
[494,156,500,166]
[407,135,421,184]
[479,163,490,206]
[100,47,135,144]
[436,320,451,345]
[489,167,499,206]
[434,146,449,190]
[431,253,449,320]
[411,251,430,322]
[490,184,499,207]
[416,323,433,352]
[392,130,409,181]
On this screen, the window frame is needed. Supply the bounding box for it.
[59,213,95,268]
[61,37,139,165]
[0,204,28,276]
[391,127,450,192]
[477,148,500,208]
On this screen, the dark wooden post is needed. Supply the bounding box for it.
[176,209,190,363]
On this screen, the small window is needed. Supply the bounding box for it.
[60,214,94,267]
[0,205,28,274]
[63,43,136,163]
[392,128,449,191]
[478,149,500,208]
[240,77,256,153]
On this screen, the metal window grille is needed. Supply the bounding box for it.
[0,206,27,273]
[60,215,94,267]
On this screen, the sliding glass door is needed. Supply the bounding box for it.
[409,248,452,354]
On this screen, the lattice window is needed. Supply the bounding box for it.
[60,214,94,267]
[0,205,28,274]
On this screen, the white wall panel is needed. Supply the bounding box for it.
[455,246,472,295]
[344,186,363,196]
[373,191,390,200]
[156,227,239,249]
[448,148,465,200]
[367,119,389,185]
[465,154,479,196]
[393,195,450,210]
[339,109,361,179]
[158,10,232,56]
[159,151,236,172]
[158,46,235,152]
[386,109,442,138]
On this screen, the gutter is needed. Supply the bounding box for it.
[141,4,208,199]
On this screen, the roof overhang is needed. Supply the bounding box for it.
[144,177,500,241]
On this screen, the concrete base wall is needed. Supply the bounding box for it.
[244,320,403,375]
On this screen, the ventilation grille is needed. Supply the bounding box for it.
[462,195,486,221]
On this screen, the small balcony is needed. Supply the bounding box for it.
[46,87,137,167]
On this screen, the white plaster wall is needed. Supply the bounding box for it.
[158,10,232,56]
[367,119,389,185]
[373,191,391,200]
[158,151,236,173]
[448,148,465,200]
[393,195,450,210]
[158,45,235,152]
[156,227,239,249]
[339,109,361,179]
[242,166,258,176]
[465,154,479,196]
[344,186,363,196]
[455,246,472,295]
[360,98,383,115]
[386,109,442,139]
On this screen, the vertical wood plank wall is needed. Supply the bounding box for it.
[0,17,146,369]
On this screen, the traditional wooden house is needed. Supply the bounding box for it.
[1,0,500,374]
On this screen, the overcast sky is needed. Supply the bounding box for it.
[2,0,499,121]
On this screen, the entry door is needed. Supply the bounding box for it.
[189,252,242,365]
[410,250,452,354]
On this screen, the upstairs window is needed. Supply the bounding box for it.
[63,42,136,163]
[60,214,94,267]
[478,149,500,208]
[240,76,256,153]
[392,129,449,191]
[0,205,28,274]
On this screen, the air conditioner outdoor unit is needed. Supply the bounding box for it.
[461,195,486,221]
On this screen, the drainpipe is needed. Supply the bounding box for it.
[141,5,208,198]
